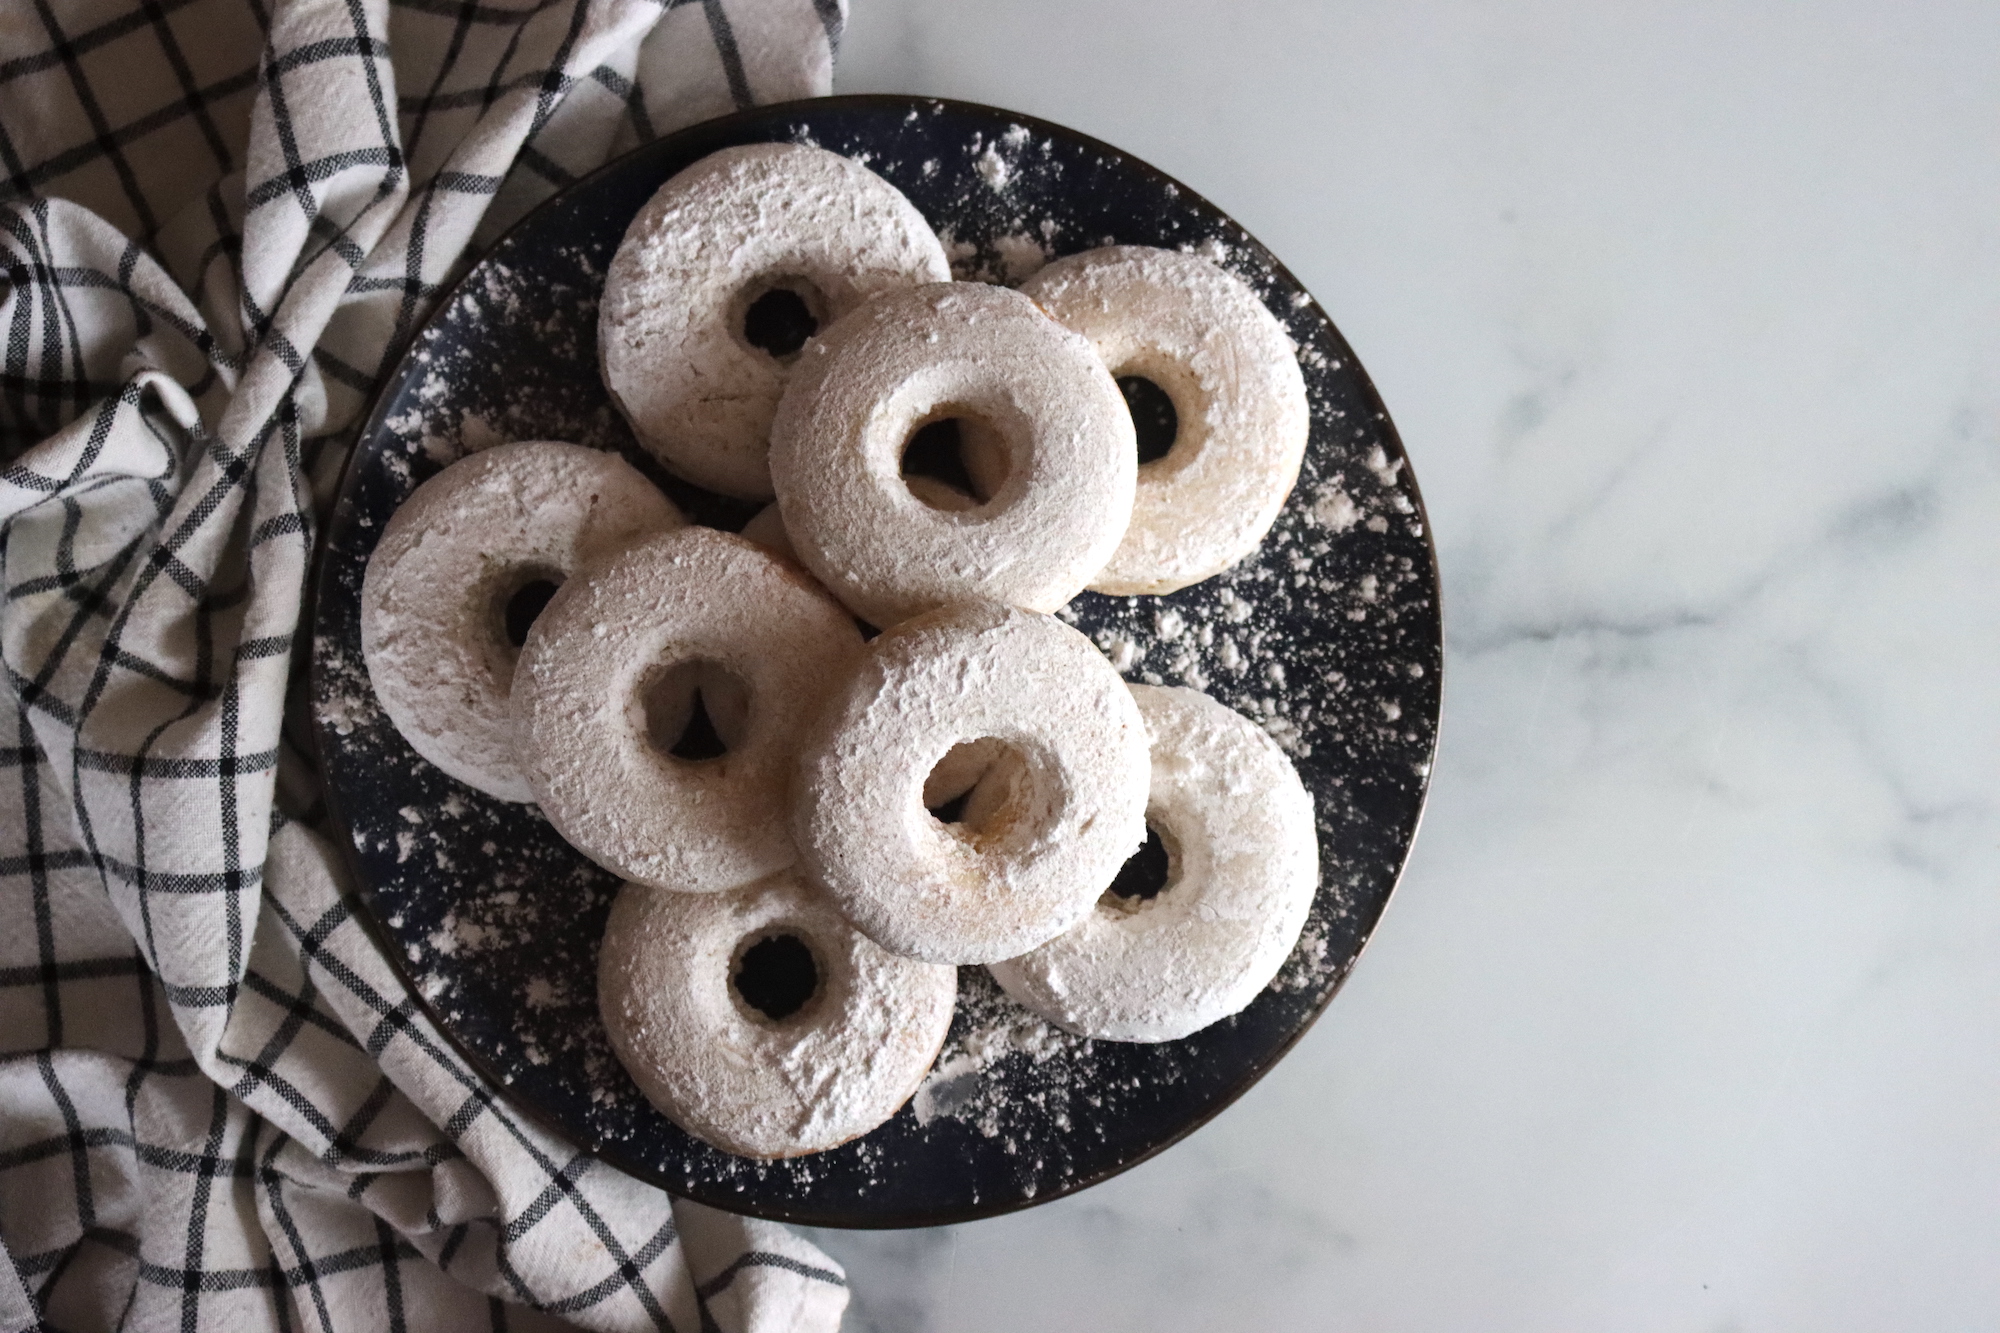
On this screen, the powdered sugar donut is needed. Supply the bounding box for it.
[769,283,1136,628]
[599,143,951,500]
[794,601,1151,965]
[599,872,956,1158]
[361,441,682,802]
[1020,246,1309,595]
[513,526,864,892]
[988,685,1319,1041]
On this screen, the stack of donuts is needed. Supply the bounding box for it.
[361,143,1325,1161]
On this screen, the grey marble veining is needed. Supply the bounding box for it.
[814,2,2000,1328]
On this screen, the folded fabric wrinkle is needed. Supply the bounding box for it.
[0,1,850,1329]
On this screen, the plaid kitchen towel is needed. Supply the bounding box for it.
[0,0,850,1329]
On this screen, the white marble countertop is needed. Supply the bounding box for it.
[806,2,2000,1327]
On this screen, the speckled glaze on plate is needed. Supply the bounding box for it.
[308,95,1441,1229]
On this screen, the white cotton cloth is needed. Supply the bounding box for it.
[0,0,851,1328]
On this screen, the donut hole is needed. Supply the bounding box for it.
[737,278,823,361]
[1100,821,1179,916]
[495,568,564,650]
[1117,375,1180,465]
[635,659,751,763]
[502,577,562,647]
[924,738,1036,846]
[901,411,1012,512]
[729,930,823,1025]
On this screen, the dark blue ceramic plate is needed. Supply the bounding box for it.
[308,95,1440,1228]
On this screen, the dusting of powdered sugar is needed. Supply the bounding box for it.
[912,971,1090,1139]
